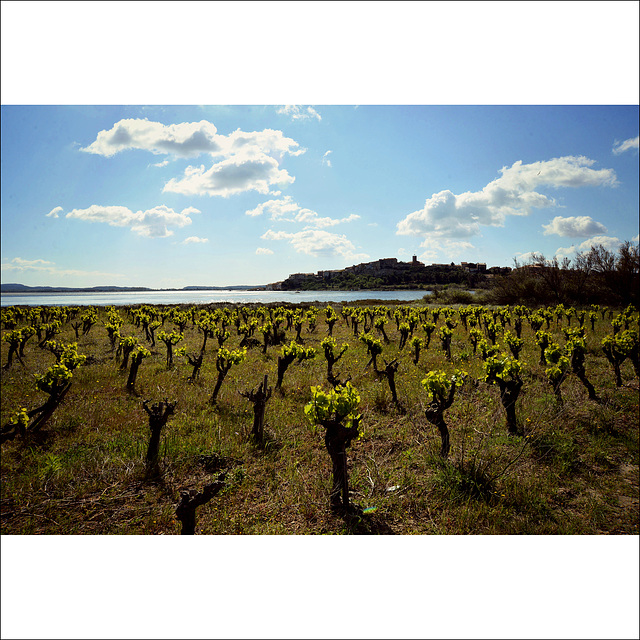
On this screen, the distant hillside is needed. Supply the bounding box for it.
[1,283,152,293]
[1,283,264,293]
[269,257,505,291]
[1,284,33,292]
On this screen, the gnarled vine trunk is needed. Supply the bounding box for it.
[0,383,71,444]
[424,383,456,458]
[240,375,272,445]
[425,408,450,458]
[176,473,226,535]
[383,359,400,406]
[143,399,176,477]
[498,379,523,435]
[276,354,295,390]
[321,417,360,508]
[127,352,144,391]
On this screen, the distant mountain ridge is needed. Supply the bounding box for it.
[1,283,262,293]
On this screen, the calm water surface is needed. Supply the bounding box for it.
[1,289,431,307]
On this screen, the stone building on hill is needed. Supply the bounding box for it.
[272,256,503,290]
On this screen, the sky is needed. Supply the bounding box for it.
[2,103,637,288]
[1,4,638,290]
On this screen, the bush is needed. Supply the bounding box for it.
[428,285,477,305]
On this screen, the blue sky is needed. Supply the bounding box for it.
[2,104,637,288]
[1,3,638,289]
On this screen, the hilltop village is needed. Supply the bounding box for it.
[267,256,511,291]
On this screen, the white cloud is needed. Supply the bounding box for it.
[418,237,475,262]
[81,119,222,158]
[65,205,198,238]
[307,213,361,229]
[515,251,541,264]
[82,119,304,160]
[1,257,123,279]
[322,150,332,167]
[46,206,63,218]
[245,196,300,218]
[442,240,475,256]
[261,228,368,261]
[164,154,295,197]
[152,160,170,168]
[554,245,576,260]
[255,247,274,255]
[542,215,608,237]
[4,257,54,268]
[397,156,618,241]
[181,236,209,244]
[245,196,359,228]
[226,128,306,157]
[276,105,322,122]
[418,250,438,263]
[612,135,639,154]
[576,235,623,253]
[81,118,305,198]
[555,235,623,259]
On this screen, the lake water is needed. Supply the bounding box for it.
[0,289,431,308]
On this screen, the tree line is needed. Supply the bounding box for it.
[489,241,639,308]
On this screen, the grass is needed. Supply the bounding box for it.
[1,301,638,535]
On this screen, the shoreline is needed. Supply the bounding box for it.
[0,289,432,308]
[0,286,432,297]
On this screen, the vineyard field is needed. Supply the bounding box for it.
[1,300,638,535]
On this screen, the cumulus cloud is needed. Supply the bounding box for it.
[397,156,618,241]
[81,118,305,197]
[245,196,359,228]
[419,237,475,262]
[261,229,368,261]
[514,251,541,264]
[322,150,332,167]
[1,257,123,279]
[554,246,576,260]
[303,213,360,229]
[46,206,63,218]
[418,248,438,263]
[555,235,623,259]
[226,129,306,157]
[246,196,300,218]
[442,240,475,256]
[65,205,198,238]
[576,235,623,253]
[181,236,209,245]
[152,160,170,168]
[276,105,322,122]
[542,215,608,237]
[255,247,274,255]
[82,119,304,160]
[612,135,639,155]
[81,119,222,158]
[164,155,294,197]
